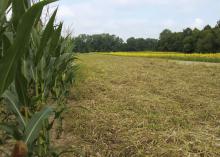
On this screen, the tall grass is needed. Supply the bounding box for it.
[0,0,76,156]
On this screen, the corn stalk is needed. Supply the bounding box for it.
[0,0,77,156]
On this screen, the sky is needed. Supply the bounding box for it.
[50,0,220,40]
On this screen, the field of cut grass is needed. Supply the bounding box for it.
[104,52,220,63]
[58,53,220,156]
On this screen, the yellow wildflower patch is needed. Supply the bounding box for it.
[103,52,220,63]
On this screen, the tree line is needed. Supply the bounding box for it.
[73,20,220,53]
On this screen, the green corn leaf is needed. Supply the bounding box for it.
[35,8,58,64]
[3,89,26,128]
[15,63,30,107]
[1,32,13,57]
[3,32,13,46]
[0,123,22,140]
[24,0,31,9]
[31,28,40,48]
[0,0,10,20]
[55,53,75,72]
[49,22,63,57]
[0,0,57,96]
[24,107,53,145]
[12,0,26,29]
[45,53,73,87]
[43,57,56,93]
[47,53,75,88]
[0,123,15,136]
[0,0,9,18]
[63,38,74,54]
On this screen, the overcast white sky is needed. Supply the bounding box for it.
[51,0,220,40]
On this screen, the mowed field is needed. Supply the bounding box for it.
[61,53,220,156]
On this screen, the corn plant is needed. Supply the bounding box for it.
[0,0,77,157]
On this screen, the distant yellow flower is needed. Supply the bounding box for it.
[103,52,220,62]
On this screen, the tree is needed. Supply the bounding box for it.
[72,20,220,53]
[73,34,124,52]
[216,20,220,28]
[73,34,90,53]
[158,29,172,51]
[145,38,158,51]
[183,28,192,36]
[126,37,138,51]
[196,30,215,52]
[183,36,194,53]
[203,25,212,30]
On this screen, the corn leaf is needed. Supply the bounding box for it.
[24,0,31,9]
[0,123,15,137]
[15,63,30,107]
[0,0,57,96]
[24,107,53,145]
[0,0,9,18]
[35,8,57,64]
[12,0,26,29]
[49,22,63,57]
[3,89,26,128]
[1,32,13,58]
[31,28,40,48]
[0,123,22,140]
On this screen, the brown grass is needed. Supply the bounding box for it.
[60,53,220,156]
